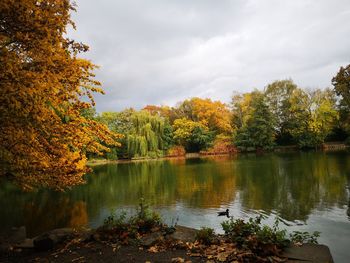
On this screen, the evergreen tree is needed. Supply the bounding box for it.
[234,92,275,151]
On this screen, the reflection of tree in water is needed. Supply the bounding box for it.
[234,152,349,222]
[23,195,88,237]
[1,152,349,234]
[72,156,237,213]
[0,185,88,237]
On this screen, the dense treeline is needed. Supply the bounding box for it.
[88,66,350,160]
[2,0,348,189]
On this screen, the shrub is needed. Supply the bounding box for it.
[290,231,320,244]
[166,145,186,157]
[195,227,215,245]
[221,216,320,254]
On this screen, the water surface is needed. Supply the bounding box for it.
[1,151,349,262]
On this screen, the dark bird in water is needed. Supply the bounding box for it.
[217,209,229,217]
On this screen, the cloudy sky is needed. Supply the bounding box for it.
[68,0,350,112]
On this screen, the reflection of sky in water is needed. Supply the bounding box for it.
[0,152,349,262]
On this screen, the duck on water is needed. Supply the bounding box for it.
[217,209,229,217]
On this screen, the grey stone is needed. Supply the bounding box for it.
[283,244,333,263]
[167,226,197,243]
[33,228,74,251]
[15,238,34,249]
[140,232,163,247]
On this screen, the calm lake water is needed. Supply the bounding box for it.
[1,151,349,262]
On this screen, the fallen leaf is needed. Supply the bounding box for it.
[148,246,159,253]
[171,257,185,263]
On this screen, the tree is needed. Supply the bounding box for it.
[264,79,297,145]
[234,91,275,151]
[126,111,166,158]
[231,93,253,131]
[172,118,213,152]
[332,64,350,134]
[0,0,120,190]
[332,64,350,108]
[288,88,338,148]
[191,98,232,134]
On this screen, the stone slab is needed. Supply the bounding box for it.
[283,244,333,263]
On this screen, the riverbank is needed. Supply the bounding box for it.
[0,225,333,263]
[87,143,349,166]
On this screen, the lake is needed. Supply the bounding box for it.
[1,151,349,262]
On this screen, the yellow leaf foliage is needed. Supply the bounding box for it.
[191,98,232,134]
[0,0,121,190]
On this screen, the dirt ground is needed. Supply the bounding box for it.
[1,243,204,263]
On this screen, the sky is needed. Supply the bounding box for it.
[68,0,350,112]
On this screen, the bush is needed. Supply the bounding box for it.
[166,145,186,157]
[290,231,320,244]
[100,199,162,243]
[221,216,319,254]
[195,227,215,245]
[200,135,237,155]
[132,198,162,233]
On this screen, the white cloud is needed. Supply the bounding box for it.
[68,0,350,111]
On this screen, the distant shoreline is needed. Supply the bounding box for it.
[87,144,349,166]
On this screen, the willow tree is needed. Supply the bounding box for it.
[127,111,165,158]
[0,0,121,190]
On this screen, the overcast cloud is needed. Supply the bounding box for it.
[68,0,350,112]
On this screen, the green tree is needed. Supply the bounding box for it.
[172,118,213,152]
[234,92,275,151]
[288,89,338,148]
[188,126,214,152]
[264,79,297,145]
[231,93,254,131]
[126,111,165,158]
[332,64,350,135]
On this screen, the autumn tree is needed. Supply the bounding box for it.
[0,0,121,190]
[173,118,213,152]
[191,98,232,134]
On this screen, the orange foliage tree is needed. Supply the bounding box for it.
[0,0,121,190]
[191,98,232,134]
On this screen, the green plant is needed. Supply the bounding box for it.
[131,198,162,233]
[221,216,320,254]
[103,211,127,229]
[222,216,290,251]
[290,231,320,244]
[195,227,216,245]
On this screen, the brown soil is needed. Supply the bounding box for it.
[1,243,204,263]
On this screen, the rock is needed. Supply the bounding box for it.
[140,232,163,247]
[15,238,34,249]
[33,228,74,251]
[283,244,334,263]
[167,226,197,243]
